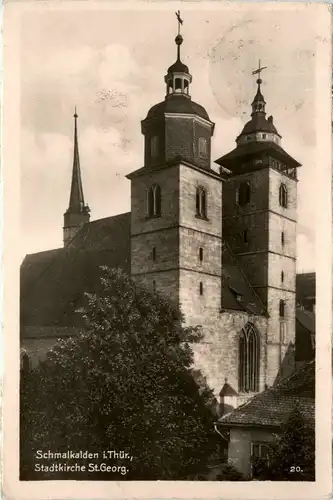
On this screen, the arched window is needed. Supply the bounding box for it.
[279,183,288,208]
[198,137,208,158]
[279,299,285,318]
[238,182,251,206]
[147,184,162,217]
[239,323,260,393]
[196,186,207,219]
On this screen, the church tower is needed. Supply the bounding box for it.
[127,15,223,328]
[216,65,301,385]
[63,109,90,247]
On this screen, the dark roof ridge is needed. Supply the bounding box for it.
[222,240,268,316]
[88,212,130,225]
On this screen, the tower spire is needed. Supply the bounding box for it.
[63,108,90,247]
[251,60,267,116]
[69,107,85,211]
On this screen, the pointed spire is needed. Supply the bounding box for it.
[251,60,267,116]
[63,108,90,247]
[68,107,85,212]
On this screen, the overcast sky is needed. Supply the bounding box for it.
[20,5,318,272]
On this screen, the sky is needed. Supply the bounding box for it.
[20,5,318,272]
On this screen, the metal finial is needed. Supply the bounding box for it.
[252,59,267,84]
[74,106,78,119]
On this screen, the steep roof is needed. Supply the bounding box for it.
[221,242,267,316]
[218,360,315,428]
[295,307,315,362]
[21,213,131,330]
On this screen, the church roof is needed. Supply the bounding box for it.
[20,213,131,330]
[218,360,315,428]
[145,95,210,121]
[221,242,267,316]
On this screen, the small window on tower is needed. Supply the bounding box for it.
[198,138,208,158]
[281,231,285,246]
[243,229,249,243]
[147,184,162,217]
[279,183,288,208]
[281,271,284,283]
[175,78,182,92]
[238,182,251,206]
[196,186,207,219]
[279,299,285,318]
[152,280,156,293]
[199,282,204,295]
[199,247,203,262]
[152,247,156,261]
[150,136,159,158]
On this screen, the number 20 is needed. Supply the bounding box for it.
[290,466,302,473]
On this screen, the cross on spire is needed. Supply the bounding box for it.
[252,59,267,83]
[175,10,183,35]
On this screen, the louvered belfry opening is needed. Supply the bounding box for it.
[239,323,260,392]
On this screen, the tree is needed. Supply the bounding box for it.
[252,406,315,481]
[20,267,219,480]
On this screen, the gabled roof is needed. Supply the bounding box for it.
[21,213,131,331]
[221,242,267,316]
[218,360,315,428]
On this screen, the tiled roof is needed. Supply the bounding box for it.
[218,360,315,428]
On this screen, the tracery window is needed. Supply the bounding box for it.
[196,186,207,219]
[147,184,162,217]
[239,323,260,393]
[279,183,288,208]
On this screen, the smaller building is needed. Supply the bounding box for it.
[216,360,315,479]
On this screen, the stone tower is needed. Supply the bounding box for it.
[215,68,301,385]
[63,109,90,247]
[127,25,223,328]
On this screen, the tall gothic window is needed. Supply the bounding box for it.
[238,182,251,206]
[279,183,288,208]
[239,323,260,393]
[196,186,207,218]
[147,184,162,217]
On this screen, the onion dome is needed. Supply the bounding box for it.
[237,74,281,145]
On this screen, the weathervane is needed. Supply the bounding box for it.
[252,59,267,82]
[175,10,183,36]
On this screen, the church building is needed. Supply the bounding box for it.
[21,23,308,409]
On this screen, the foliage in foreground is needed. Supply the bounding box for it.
[21,268,219,480]
[252,407,315,481]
